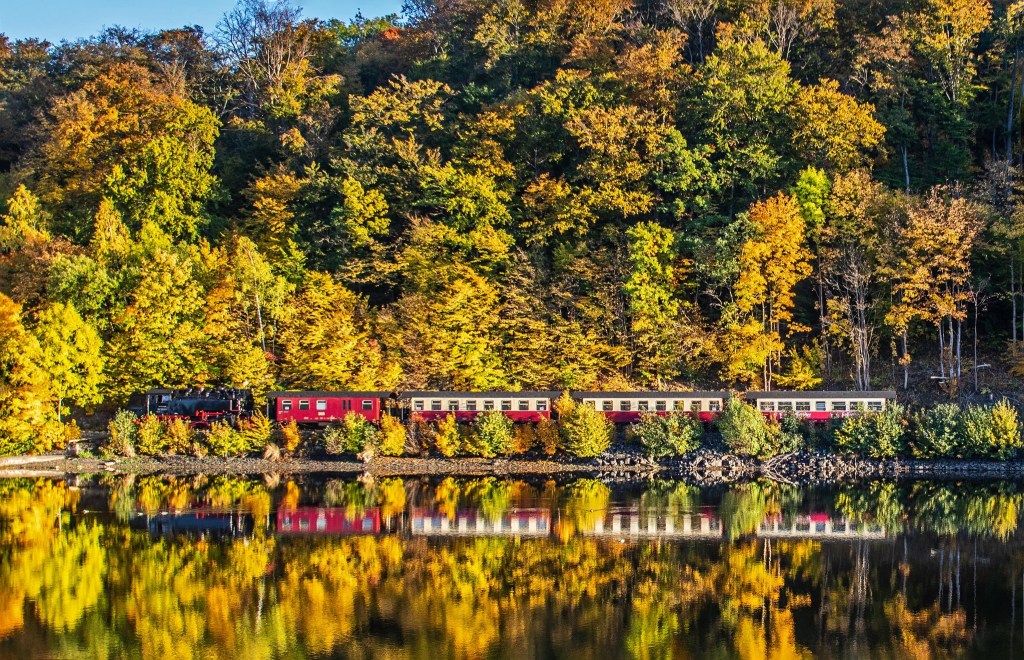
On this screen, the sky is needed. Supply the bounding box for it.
[1,0,404,43]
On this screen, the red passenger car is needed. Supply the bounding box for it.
[266,391,389,424]
[746,391,897,422]
[276,507,381,535]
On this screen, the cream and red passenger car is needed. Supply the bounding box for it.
[407,391,560,423]
[573,391,730,424]
[745,391,897,421]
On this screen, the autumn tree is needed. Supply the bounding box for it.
[33,302,104,420]
[726,192,813,389]
[0,293,60,454]
[278,272,400,390]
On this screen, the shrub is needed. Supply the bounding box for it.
[537,417,560,456]
[961,400,1023,460]
[433,413,462,457]
[834,403,907,458]
[324,413,377,455]
[718,397,775,458]
[136,415,167,456]
[106,410,138,457]
[512,424,538,454]
[378,414,407,456]
[205,421,250,457]
[239,412,274,451]
[560,398,613,458]
[990,400,1024,459]
[165,418,195,454]
[634,412,703,458]
[911,404,961,458]
[473,411,515,457]
[278,420,301,453]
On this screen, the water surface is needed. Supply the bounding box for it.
[0,474,1022,658]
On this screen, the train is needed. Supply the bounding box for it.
[127,387,897,428]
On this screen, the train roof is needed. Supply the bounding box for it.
[404,390,563,398]
[573,391,731,398]
[745,390,898,399]
[265,390,392,398]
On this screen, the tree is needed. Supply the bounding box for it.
[633,412,703,458]
[471,410,515,457]
[33,302,104,420]
[790,79,885,172]
[729,193,813,389]
[278,272,400,390]
[888,187,983,385]
[558,394,613,457]
[29,63,219,242]
[0,293,59,454]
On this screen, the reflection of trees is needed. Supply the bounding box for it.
[3,477,1024,657]
[837,482,1024,540]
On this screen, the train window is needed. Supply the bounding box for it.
[655,401,667,412]
[868,401,883,411]
[448,400,459,411]
[414,400,424,411]
[853,401,865,411]
[501,400,512,411]
[299,400,310,411]
[690,401,702,412]
[362,399,373,410]
[673,400,684,411]
[316,400,327,411]
[602,400,613,412]
[281,400,292,412]
[832,402,847,412]
[796,401,810,411]
[778,402,793,412]
[759,402,774,412]
[620,401,632,412]
[483,400,495,411]
[638,401,649,411]
[709,400,721,412]
[466,400,477,411]
[518,400,529,411]
[537,400,547,411]
[815,401,826,411]
[431,400,442,411]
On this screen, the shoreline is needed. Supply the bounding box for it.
[7,450,1024,484]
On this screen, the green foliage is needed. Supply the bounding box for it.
[833,404,907,458]
[633,412,703,458]
[239,412,274,451]
[204,421,253,458]
[33,302,104,419]
[470,411,515,458]
[911,404,963,458]
[324,413,378,455]
[560,400,613,458]
[718,397,776,458]
[106,409,138,457]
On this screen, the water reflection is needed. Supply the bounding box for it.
[1,475,1023,658]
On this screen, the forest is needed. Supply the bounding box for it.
[2,0,1024,449]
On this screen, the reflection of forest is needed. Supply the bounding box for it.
[0,476,1023,658]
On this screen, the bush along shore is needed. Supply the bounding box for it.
[33,394,1024,484]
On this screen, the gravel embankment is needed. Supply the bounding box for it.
[5,447,1024,484]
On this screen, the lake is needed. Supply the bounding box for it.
[0,473,1022,658]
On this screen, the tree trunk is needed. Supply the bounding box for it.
[938,322,946,379]
[902,331,910,389]
[1013,246,1017,343]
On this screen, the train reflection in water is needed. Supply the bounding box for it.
[132,506,885,541]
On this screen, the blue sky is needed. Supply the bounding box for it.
[1,0,404,43]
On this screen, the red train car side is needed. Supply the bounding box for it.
[266,391,390,424]
[276,507,381,535]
